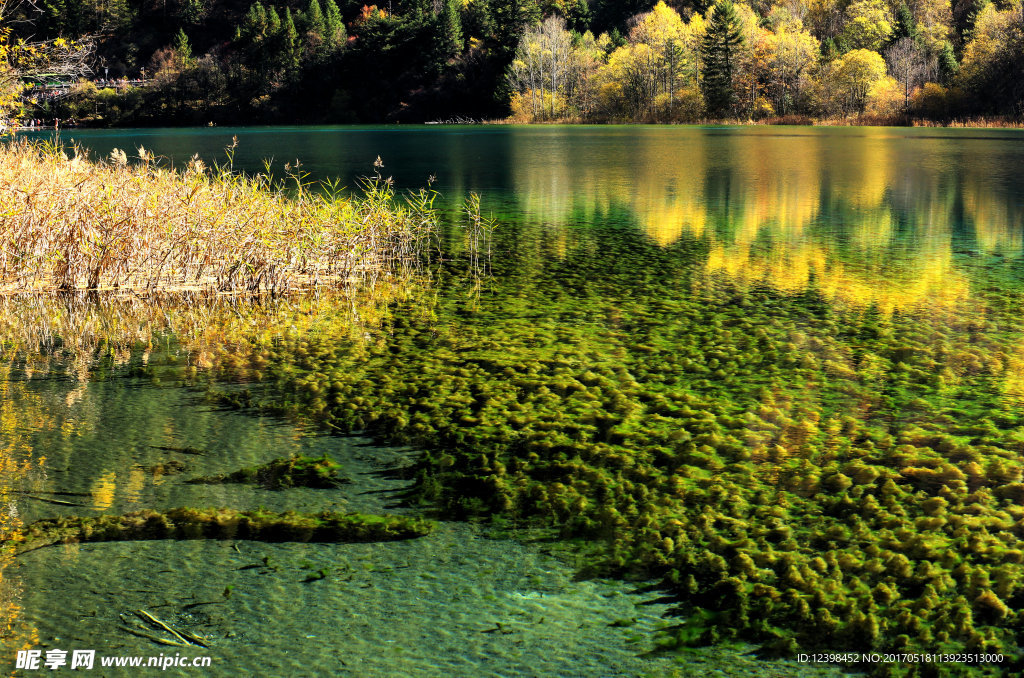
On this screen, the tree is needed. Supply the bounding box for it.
[884,36,928,107]
[177,0,208,26]
[565,30,606,117]
[1,1,93,122]
[832,47,886,112]
[937,40,958,83]
[508,15,573,119]
[887,2,918,47]
[267,6,282,35]
[173,28,193,67]
[914,0,953,54]
[280,7,300,70]
[630,1,692,111]
[596,42,657,118]
[306,0,326,39]
[701,0,744,117]
[865,74,903,115]
[440,0,463,57]
[956,4,1024,113]
[241,3,269,43]
[761,18,819,114]
[952,0,986,52]
[489,0,542,57]
[323,0,346,47]
[841,0,892,52]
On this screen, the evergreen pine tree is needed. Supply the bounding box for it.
[173,28,193,66]
[887,2,918,48]
[307,0,326,36]
[566,0,591,33]
[938,41,959,84]
[282,8,300,68]
[608,27,626,51]
[324,0,346,46]
[440,0,463,56]
[700,0,743,117]
[267,6,282,35]
[239,2,268,43]
[821,37,838,62]
[489,0,541,56]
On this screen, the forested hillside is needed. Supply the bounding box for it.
[9,0,1024,124]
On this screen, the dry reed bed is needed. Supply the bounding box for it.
[0,141,438,293]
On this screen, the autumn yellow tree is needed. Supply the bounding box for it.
[0,2,93,125]
[865,75,904,115]
[832,48,886,113]
[508,16,573,120]
[593,2,705,121]
[595,42,657,118]
[955,2,1024,113]
[958,3,1017,86]
[757,11,819,115]
[841,0,892,51]
[629,1,691,113]
[563,31,607,118]
[911,0,953,54]
[0,26,17,116]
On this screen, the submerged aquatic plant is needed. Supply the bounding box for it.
[199,227,1024,674]
[7,508,434,555]
[186,454,348,489]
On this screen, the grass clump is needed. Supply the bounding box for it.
[0,140,438,294]
[187,454,348,489]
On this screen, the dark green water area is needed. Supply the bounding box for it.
[4,125,1024,676]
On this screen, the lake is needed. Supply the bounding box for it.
[5,124,1024,676]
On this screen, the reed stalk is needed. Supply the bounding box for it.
[0,139,439,294]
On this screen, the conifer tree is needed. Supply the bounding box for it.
[441,0,463,56]
[938,41,959,83]
[700,0,743,117]
[887,2,919,48]
[324,0,346,47]
[239,2,269,43]
[267,6,282,35]
[608,27,626,51]
[173,28,193,66]
[821,37,839,62]
[490,0,542,56]
[307,0,326,38]
[282,7,300,68]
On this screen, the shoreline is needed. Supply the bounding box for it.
[483,115,1024,129]
[15,116,1024,130]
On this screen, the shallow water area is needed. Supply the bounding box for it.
[6,125,1024,676]
[4,370,841,677]
[18,527,843,677]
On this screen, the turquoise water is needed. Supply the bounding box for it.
[1,365,840,677]
[5,125,1024,676]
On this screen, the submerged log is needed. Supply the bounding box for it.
[8,507,434,555]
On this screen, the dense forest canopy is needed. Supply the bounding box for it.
[6,0,1024,124]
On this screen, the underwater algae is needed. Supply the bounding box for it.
[7,508,433,556]
[193,222,1024,677]
[185,454,349,489]
[9,127,1024,675]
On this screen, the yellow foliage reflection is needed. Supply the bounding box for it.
[0,281,412,653]
[0,365,47,656]
[511,128,1023,311]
